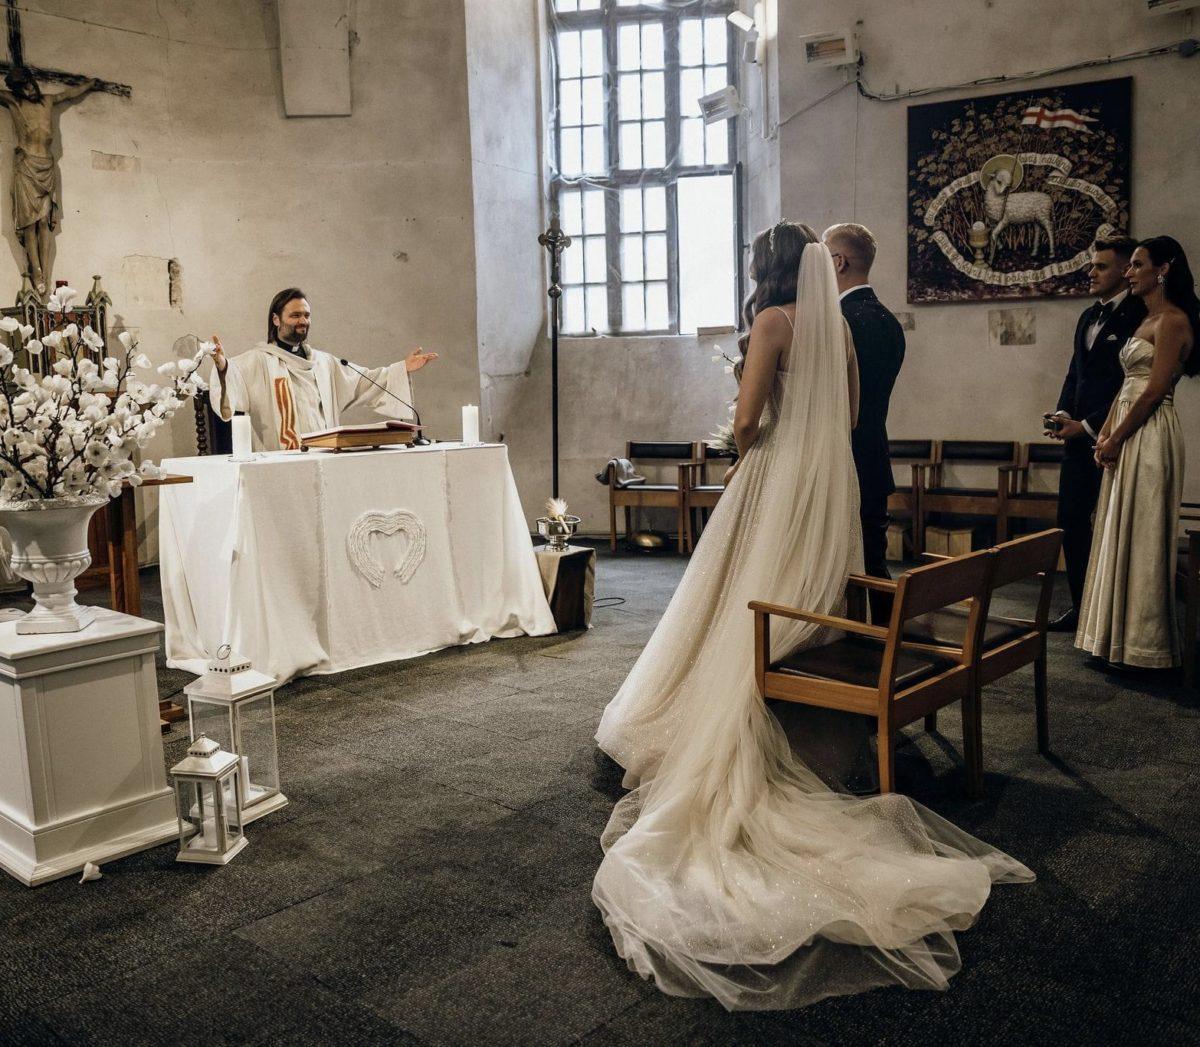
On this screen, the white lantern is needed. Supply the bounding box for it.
[183,645,288,827]
[169,735,247,865]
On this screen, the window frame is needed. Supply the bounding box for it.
[549,0,742,336]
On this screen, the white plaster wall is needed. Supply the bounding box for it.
[776,0,1200,499]
[5,1,481,555]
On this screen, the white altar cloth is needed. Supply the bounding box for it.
[159,444,555,683]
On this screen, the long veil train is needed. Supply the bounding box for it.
[593,243,1033,1011]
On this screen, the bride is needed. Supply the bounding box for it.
[593,223,1033,1011]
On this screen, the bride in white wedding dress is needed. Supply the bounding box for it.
[593,223,1033,1011]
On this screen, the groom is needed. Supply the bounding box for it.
[1045,235,1145,631]
[824,224,906,583]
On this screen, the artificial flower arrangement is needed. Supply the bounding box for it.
[706,343,742,456]
[0,285,211,503]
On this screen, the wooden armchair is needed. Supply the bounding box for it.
[1179,502,1200,688]
[607,441,698,554]
[905,530,1062,783]
[680,445,737,554]
[919,440,1021,546]
[998,442,1064,539]
[751,549,996,796]
[887,439,940,555]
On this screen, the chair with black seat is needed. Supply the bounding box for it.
[887,438,940,556]
[680,444,737,553]
[903,529,1062,777]
[607,441,698,554]
[1178,502,1200,688]
[193,397,232,456]
[751,548,995,796]
[919,440,1021,547]
[998,442,1064,541]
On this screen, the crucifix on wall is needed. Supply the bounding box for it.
[0,0,131,293]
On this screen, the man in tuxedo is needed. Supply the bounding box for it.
[824,223,906,582]
[1046,235,1146,631]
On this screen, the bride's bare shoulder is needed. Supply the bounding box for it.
[751,305,795,340]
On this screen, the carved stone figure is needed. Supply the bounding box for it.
[0,67,100,292]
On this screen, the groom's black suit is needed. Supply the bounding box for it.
[1055,291,1146,608]
[840,286,906,578]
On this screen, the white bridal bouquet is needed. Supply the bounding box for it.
[0,285,211,503]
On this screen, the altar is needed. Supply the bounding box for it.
[159,444,556,683]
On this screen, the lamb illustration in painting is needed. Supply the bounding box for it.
[984,165,1056,264]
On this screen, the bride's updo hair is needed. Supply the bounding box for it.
[738,221,819,356]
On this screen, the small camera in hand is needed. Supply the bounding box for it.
[1042,413,1064,433]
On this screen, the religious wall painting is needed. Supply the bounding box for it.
[907,77,1132,303]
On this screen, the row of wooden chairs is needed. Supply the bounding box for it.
[752,529,1063,797]
[889,439,1065,556]
[606,441,733,553]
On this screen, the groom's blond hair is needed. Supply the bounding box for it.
[823,223,877,273]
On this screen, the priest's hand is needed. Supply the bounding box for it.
[405,348,439,373]
[211,334,228,374]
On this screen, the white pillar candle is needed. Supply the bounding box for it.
[461,404,480,445]
[231,414,253,460]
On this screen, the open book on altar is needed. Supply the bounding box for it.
[299,420,422,452]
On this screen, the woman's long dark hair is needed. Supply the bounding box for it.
[738,221,818,357]
[266,286,307,344]
[1139,236,1200,377]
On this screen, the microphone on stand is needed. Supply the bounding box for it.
[338,357,431,446]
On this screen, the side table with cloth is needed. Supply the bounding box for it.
[534,544,595,631]
[159,444,556,683]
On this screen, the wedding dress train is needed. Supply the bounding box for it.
[593,244,1033,1011]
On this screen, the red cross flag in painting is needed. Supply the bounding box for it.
[1020,105,1098,133]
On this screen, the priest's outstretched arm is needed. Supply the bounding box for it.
[340,348,439,420]
[207,335,249,421]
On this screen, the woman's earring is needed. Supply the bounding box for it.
[1158,273,1166,286]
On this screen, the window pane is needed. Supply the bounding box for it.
[563,286,585,333]
[681,117,704,166]
[679,19,703,67]
[581,28,603,76]
[680,68,704,118]
[617,0,642,5]
[560,190,582,236]
[641,23,664,70]
[705,120,728,164]
[678,173,736,333]
[557,31,580,79]
[644,186,666,230]
[622,284,645,330]
[583,188,605,233]
[582,126,605,172]
[560,127,582,176]
[704,66,727,95]
[646,282,669,330]
[704,17,726,65]
[554,0,578,12]
[621,235,644,281]
[586,285,608,331]
[579,0,600,9]
[619,122,641,168]
[646,233,667,280]
[618,73,641,120]
[581,76,604,125]
[642,71,665,119]
[620,187,643,232]
[560,79,582,127]
[584,235,607,282]
[643,121,665,167]
[561,238,583,285]
[618,24,640,70]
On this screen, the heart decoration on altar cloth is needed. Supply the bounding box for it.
[347,509,426,588]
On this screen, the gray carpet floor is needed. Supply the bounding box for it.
[0,545,1197,1045]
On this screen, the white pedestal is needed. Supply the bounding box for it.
[0,608,179,886]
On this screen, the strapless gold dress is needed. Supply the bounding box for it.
[1076,336,1184,667]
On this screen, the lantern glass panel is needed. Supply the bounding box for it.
[236,691,281,808]
[189,698,234,754]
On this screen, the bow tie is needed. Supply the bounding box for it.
[1093,301,1115,324]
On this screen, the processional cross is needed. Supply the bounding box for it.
[0,0,131,292]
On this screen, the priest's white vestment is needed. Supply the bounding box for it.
[210,341,415,451]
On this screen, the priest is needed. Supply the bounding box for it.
[210,287,438,450]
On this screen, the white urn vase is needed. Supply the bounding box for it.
[0,496,107,634]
